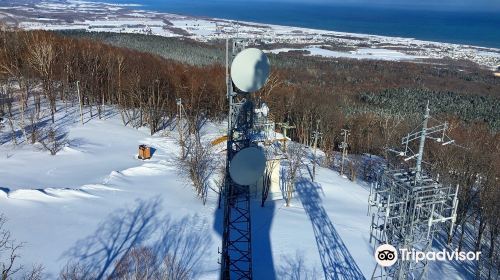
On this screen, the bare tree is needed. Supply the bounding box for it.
[27,108,42,144]
[63,211,210,280]
[145,80,167,135]
[21,265,44,280]
[25,32,57,123]
[111,216,210,280]
[348,157,359,182]
[111,247,158,280]
[3,84,17,145]
[39,126,67,155]
[59,262,96,280]
[285,142,305,207]
[180,137,215,205]
[210,162,226,209]
[0,214,23,280]
[277,251,319,280]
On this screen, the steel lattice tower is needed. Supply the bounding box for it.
[220,39,255,280]
[368,103,459,280]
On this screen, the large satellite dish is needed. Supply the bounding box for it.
[231,48,270,93]
[229,147,266,186]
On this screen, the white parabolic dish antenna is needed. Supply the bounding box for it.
[229,147,266,186]
[231,48,270,93]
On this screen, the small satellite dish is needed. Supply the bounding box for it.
[231,48,270,93]
[229,147,266,186]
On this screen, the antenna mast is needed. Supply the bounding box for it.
[220,39,270,280]
[415,101,430,182]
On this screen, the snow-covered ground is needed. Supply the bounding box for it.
[0,102,476,279]
[266,46,427,61]
[2,0,500,69]
[0,105,378,279]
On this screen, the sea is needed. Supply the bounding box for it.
[89,0,500,48]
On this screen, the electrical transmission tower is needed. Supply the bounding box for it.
[220,39,270,280]
[368,102,459,280]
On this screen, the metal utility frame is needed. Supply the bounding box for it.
[220,38,254,280]
[276,122,295,151]
[368,103,459,280]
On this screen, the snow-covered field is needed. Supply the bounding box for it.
[1,0,500,69]
[266,46,427,61]
[0,102,476,279]
[0,105,380,279]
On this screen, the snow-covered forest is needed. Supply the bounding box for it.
[0,27,498,279]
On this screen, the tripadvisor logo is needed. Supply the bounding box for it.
[375,244,398,267]
[375,244,481,267]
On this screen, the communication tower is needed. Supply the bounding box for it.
[220,39,270,280]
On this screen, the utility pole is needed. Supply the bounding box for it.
[76,81,83,125]
[226,38,229,99]
[0,84,5,116]
[277,122,296,152]
[311,119,322,181]
[340,129,350,176]
[176,98,185,158]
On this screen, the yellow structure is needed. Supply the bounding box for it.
[211,135,228,146]
[138,145,151,160]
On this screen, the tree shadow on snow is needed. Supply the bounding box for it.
[62,198,211,280]
[296,179,365,280]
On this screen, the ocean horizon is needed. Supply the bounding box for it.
[89,0,500,48]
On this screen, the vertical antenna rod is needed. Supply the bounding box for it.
[415,101,430,183]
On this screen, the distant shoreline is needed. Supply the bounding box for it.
[84,0,500,49]
[4,0,500,69]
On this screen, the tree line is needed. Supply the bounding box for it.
[0,28,498,279]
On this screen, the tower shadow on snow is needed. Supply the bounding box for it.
[213,196,276,279]
[296,179,365,280]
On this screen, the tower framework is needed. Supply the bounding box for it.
[369,168,459,279]
[220,39,255,280]
[368,104,459,280]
